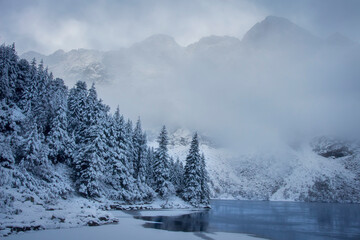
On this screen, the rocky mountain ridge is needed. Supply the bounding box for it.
[21,16,358,85]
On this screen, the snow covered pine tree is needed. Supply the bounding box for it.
[200,153,210,206]
[183,133,210,207]
[153,126,175,199]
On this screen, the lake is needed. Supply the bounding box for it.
[136,199,360,240]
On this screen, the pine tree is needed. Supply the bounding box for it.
[15,59,31,105]
[103,108,136,201]
[67,81,88,143]
[47,103,73,164]
[74,84,107,198]
[113,107,131,170]
[0,43,18,101]
[183,133,202,206]
[48,78,68,119]
[140,147,154,188]
[20,123,50,176]
[0,66,10,101]
[32,60,51,133]
[200,153,210,205]
[153,126,174,198]
[170,157,184,195]
[46,78,73,164]
[0,99,24,168]
[19,58,37,113]
[0,101,14,168]
[125,119,135,176]
[75,145,102,198]
[132,118,147,182]
[0,134,14,168]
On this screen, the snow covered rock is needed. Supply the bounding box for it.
[311,136,353,158]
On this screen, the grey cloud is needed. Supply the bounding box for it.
[2,0,359,54]
[0,0,266,54]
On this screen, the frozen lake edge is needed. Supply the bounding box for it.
[4,208,260,240]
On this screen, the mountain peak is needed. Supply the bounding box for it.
[242,16,320,48]
[251,15,297,34]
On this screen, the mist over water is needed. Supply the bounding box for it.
[95,23,360,152]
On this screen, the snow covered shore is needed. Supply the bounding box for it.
[0,196,195,237]
[5,210,261,240]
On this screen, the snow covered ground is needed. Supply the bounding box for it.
[0,194,194,237]
[5,210,261,240]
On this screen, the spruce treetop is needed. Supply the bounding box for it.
[157,125,168,152]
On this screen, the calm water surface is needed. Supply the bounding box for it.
[136,200,360,240]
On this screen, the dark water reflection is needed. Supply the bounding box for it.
[135,200,360,240]
[137,211,210,232]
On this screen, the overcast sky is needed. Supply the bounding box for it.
[0,0,359,150]
[0,0,359,54]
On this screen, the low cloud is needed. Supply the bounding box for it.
[0,0,266,54]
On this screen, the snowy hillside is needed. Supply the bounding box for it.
[20,35,185,86]
[21,49,106,85]
[156,129,360,203]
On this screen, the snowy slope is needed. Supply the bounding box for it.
[153,129,360,203]
[20,34,185,86]
[21,48,106,85]
[0,161,193,237]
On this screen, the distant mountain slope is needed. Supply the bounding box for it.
[21,50,46,61]
[21,48,106,84]
[154,129,360,202]
[21,16,358,86]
